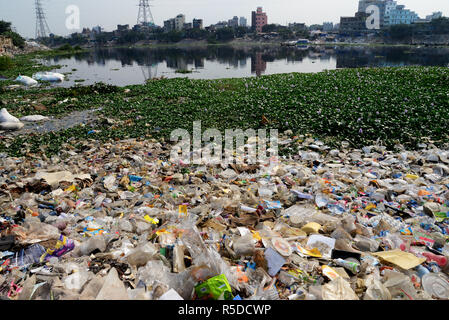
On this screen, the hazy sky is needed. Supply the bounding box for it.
[1,0,447,38]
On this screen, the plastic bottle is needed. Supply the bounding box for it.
[334,258,361,274]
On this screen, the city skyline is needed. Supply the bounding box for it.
[0,0,448,38]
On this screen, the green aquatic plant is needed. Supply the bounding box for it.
[175,69,193,74]
[0,56,14,71]
[1,66,448,157]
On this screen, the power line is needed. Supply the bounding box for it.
[137,0,155,25]
[35,0,51,39]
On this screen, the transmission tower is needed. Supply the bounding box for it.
[137,0,155,25]
[35,0,51,39]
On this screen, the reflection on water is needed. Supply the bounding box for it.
[45,45,449,87]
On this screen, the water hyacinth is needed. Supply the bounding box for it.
[1,66,449,156]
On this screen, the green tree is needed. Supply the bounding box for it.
[58,43,73,51]
[431,17,449,34]
[69,33,88,46]
[0,56,14,71]
[278,28,294,40]
[215,27,235,41]
[0,20,12,34]
[3,31,25,48]
[389,24,412,40]
[0,21,25,48]
[95,33,108,45]
[262,24,277,33]
[185,28,209,40]
[234,26,248,38]
[166,31,184,42]
[295,30,310,39]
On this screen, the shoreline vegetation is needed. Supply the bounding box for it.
[3,40,446,87]
[3,39,449,72]
[0,47,448,158]
[70,39,449,50]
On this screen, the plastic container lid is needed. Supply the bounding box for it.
[422,273,449,299]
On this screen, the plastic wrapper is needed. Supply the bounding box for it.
[125,242,158,267]
[364,275,392,300]
[321,277,359,300]
[233,234,255,256]
[383,270,419,300]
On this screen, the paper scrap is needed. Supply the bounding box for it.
[372,249,426,270]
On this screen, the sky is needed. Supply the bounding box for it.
[0,0,448,38]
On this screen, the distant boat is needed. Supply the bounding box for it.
[296,39,310,45]
[281,40,298,47]
[281,39,310,47]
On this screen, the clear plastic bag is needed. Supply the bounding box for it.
[383,270,419,300]
[364,275,391,300]
[125,242,158,267]
[233,234,255,257]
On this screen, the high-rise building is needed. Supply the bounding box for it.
[339,12,369,34]
[251,7,268,33]
[193,18,203,29]
[239,17,247,27]
[357,0,421,28]
[385,5,419,25]
[92,26,102,34]
[288,22,306,30]
[358,0,387,27]
[426,12,443,21]
[384,2,419,26]
[323,22,334,32]
[117,24,129,32]
[175,14,185,31]
[228,16,239,28]
[358,0,382,13]
[164,18,175,32]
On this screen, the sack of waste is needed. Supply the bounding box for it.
[0,108,24,131]
[20,115,49,122]
[33,72,65,82]
[15,75,38,86]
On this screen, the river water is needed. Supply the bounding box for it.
[43,45,449,87]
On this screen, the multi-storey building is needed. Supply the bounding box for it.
[239,17,247,27]
[384,4,419,25]
[323,22,334,32]
[228,16,239,28]
[175,14,186,31]
[426,11,443,22]
[163,19,175,32]
[251,7,268,33]
[193,19,203,29]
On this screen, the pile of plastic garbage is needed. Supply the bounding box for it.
[0,134,448,300]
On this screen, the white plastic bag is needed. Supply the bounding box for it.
[20,115,49,122]
[15,75,38,86]
[0,122,24,130]
[321,277,359,300]
[364,275,392,300]
[0,108,21,123]
[33,72,65,82]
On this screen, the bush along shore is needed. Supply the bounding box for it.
[0,55,448,157]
